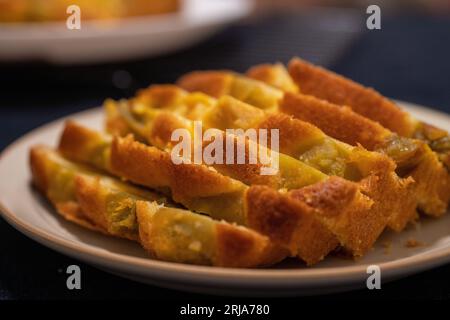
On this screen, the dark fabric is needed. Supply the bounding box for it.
[0,13,449,300]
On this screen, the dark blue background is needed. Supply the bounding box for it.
[0,13,449,300]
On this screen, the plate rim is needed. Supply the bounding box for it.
[1,100,450,287]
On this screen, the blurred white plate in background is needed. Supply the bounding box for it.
[0,0,253,64]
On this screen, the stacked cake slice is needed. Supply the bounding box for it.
[30,57,450,267]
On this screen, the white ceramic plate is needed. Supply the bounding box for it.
[0,101,449,296]
[0,0,253,64]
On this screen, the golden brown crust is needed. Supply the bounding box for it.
[135,201,155,256]
[247,63,299,93]
[289,177,378,257]
[288,58,417,137]
[281,92,390,150]
[56,201,108,235]
[59,121,99,157]
[110,135,172,189]
[246,64,275,83]
[29,146,108,235]
[177,71,233,98]
[74,175,139,241]
[136,84,187,107]
[409,147,450,216]
[257,112,325,156]
[201,130,283,189]
[148,111,190,149]
[111,136,245,201]
[29,146,50,192]
[443,154,450,171]
[245,185,339,265]
[105,114,131,137]
[345,145,417,231]
[74,175,109,232]
[207,136,282,188]
[360,171,417,232]
[169,162,245,201]
[215,223,287,267]
[290,177,361,217]
[210,95,267,129]
[58,120,110,171]
[104,100,133,137]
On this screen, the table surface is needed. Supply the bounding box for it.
[1,12,449,300]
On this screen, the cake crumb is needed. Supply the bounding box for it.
[405,238,423,248]
[381,241,392,254]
